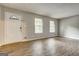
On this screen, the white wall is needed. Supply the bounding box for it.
[0,6,5,46]
[60,15,79,39]
[0,5,58,45]
[23,13,58,40]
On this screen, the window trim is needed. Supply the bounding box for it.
[34,17,43,33]
[49,20,55,33]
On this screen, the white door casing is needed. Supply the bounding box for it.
[4,12,23,44]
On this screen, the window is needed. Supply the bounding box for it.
[9,15,19,20]
[35,18,43,33]
[49,21,55,33]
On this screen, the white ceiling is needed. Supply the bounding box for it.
[1,3,79,18]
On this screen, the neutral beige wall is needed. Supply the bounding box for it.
[0,5,58,45]
[60,15,79,39]
[0,6,2,46]
[0,6,5,46]
[23,13,58,40]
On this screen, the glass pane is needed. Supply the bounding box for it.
[35,18,43,33]
[49,21,55,33]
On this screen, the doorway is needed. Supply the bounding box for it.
[4,12,23,44]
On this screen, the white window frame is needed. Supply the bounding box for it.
[35,18,43,33]
[49,21,55,33]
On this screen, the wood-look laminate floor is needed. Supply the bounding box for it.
[0,37,79,56]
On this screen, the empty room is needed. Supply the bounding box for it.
[0,3,79,56]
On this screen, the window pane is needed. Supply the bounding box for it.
[35,18,43,33]
[49,21,55,33]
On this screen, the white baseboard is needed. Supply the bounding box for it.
[0,36,56,46]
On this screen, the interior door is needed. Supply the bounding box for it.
[5,12,23,44]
